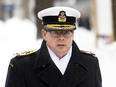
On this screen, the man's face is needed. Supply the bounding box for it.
[41,29,74,58]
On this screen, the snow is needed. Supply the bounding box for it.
[0,17,116,87]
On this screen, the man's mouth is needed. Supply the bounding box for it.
[57,44,65,46]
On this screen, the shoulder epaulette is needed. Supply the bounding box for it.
[80,50,95,55]
[14,49,36,56]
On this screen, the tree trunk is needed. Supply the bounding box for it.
[34,0,53,39]
[21,0,29,19]
[112,0,116,41]
[0,0,2,19]
[91,0,98,47]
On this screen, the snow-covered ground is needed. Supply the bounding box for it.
[0,17,116,87]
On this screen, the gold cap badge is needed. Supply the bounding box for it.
[58,11,66,22]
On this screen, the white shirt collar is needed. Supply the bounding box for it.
[47,44,72,75]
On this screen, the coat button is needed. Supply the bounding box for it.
[42,65,46,67]
[77,63,79,65]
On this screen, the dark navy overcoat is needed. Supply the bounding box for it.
[5,40,102,87]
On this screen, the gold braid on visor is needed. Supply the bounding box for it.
[46,24,76,30]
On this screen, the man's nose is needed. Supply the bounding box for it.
[59,33,64,40]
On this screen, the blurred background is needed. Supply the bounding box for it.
[0,0,116,87]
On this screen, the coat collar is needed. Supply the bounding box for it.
[34,40,52,68]
[34,40,89,87]
[71,40,87,69]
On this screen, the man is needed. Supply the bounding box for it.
[78,12,91,30]
[5,6,102,87]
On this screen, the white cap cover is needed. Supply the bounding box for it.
[38,6,81,30]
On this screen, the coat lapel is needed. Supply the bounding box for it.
[58,41,89,87]
[34,40,62,87]
[38,63,62,87]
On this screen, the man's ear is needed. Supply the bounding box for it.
[41,29,46,41]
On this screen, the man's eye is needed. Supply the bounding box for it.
[65,31,69,34]
[52,31,58,34]
[65,31,68,34]
[56,31,60,34]
[53,31,57,34]
[55,31,58,34]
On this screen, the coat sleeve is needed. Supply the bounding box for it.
[5,58,26,87]
[95,58,102,87]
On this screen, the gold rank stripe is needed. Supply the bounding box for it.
[10,63,13,67]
